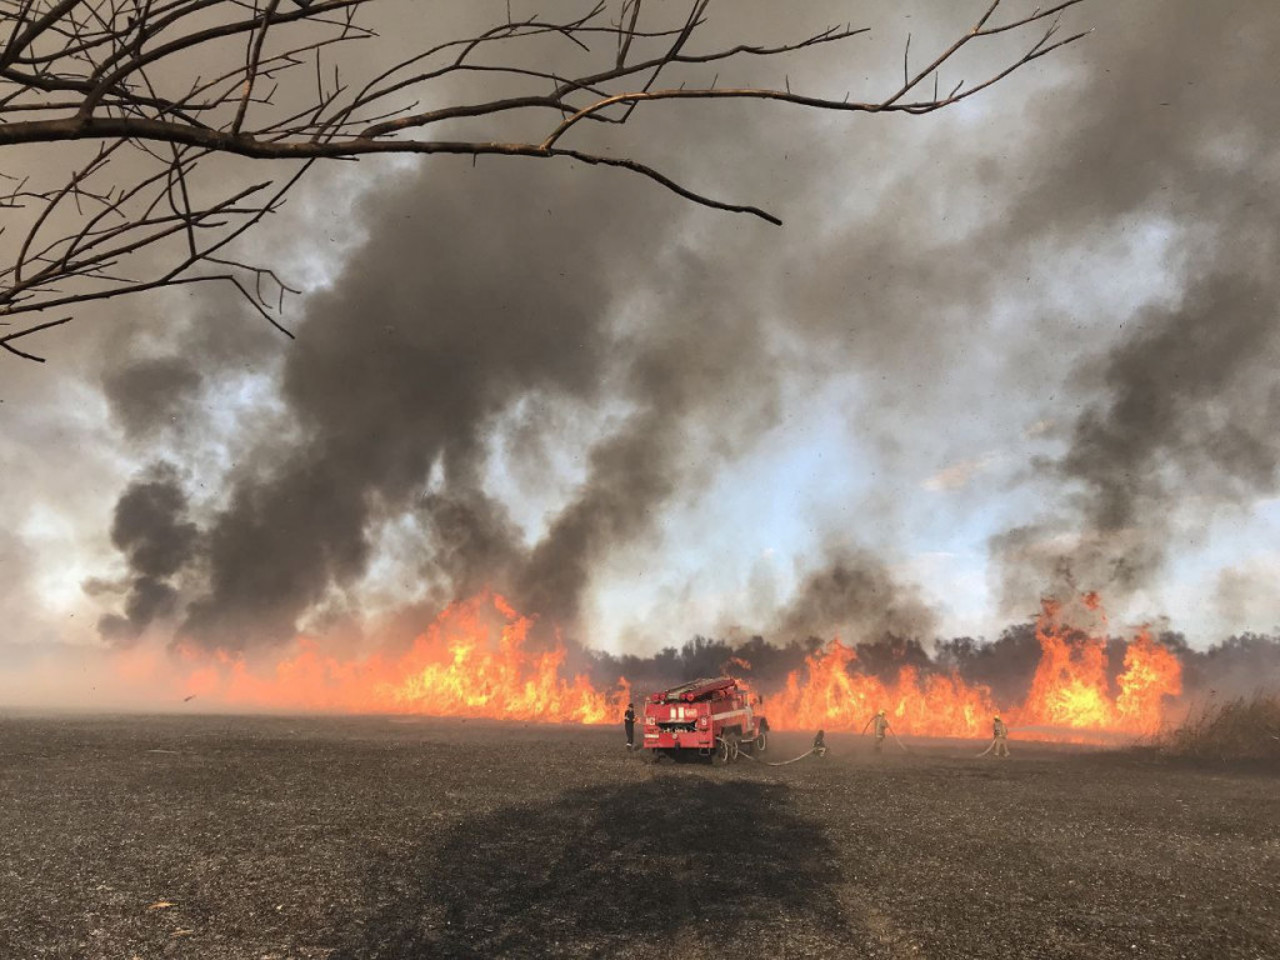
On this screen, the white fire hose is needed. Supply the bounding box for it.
[717,736,819,767]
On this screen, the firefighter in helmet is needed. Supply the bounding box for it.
[992,714,1010,758]
[862,709,891,753]
[623,702,636,750]
[812,729,828,758]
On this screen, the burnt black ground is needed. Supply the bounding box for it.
[0,714,1276,959]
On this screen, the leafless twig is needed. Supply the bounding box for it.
[0,0,1089,360]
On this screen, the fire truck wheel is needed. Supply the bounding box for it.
[755,731,768,754]
[712,737,732,766]
[728,735,741,762]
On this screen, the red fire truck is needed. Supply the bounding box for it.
[641,676,769,763]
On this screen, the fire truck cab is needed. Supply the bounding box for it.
[642,676,769,763]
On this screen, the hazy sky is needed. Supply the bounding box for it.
[3,0,1279,662]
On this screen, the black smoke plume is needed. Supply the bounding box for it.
[95,463,198,643]
[153,152,785,648]
[769,547,938,645]
[986,0,1280,611]
[84,0,1280,658]
[102,356,203,440]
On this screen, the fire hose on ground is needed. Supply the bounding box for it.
[716,736,820,767]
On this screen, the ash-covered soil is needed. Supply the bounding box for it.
[1,714,1276,960]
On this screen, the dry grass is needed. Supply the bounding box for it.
[1161,691,1280,763]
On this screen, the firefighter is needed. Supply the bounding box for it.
[862,709,891,753]
[992,714,1010,758]
[623,702,636,750]
[812,729,827,757]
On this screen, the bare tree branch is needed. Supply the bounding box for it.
[0,0,1089,360]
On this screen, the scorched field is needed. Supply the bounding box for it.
[1,713,1276,960]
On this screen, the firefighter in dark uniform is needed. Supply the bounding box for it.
[623,702,636,750]
[812,729,827,757]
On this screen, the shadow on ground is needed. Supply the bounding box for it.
[331,776,846,959]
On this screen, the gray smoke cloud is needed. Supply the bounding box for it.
[990,273,1280,608]
[770,547,938,644]
[74,0,1280,656]
[420,490,526,604]
[1060,276,1277,573]
[985,0,1280,613]
[1213,563,1280,637]
[163,142,789,647]
[95,462,198,643]
[517,270,778,625]
[102,357,202,440]
[169,162,619,646]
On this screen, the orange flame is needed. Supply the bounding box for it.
[144,591,1179,742]
[172,593,629,723]
[1115,630,1183,725]
[767,639,996,737]
[1016,597,1118,729]
[771,596,1182,740]
[1011,598,1182,735]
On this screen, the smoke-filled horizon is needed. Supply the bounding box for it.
[4,595,1278,717]
[3,0,1280,676]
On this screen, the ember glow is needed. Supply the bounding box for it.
[172,594,629,724]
